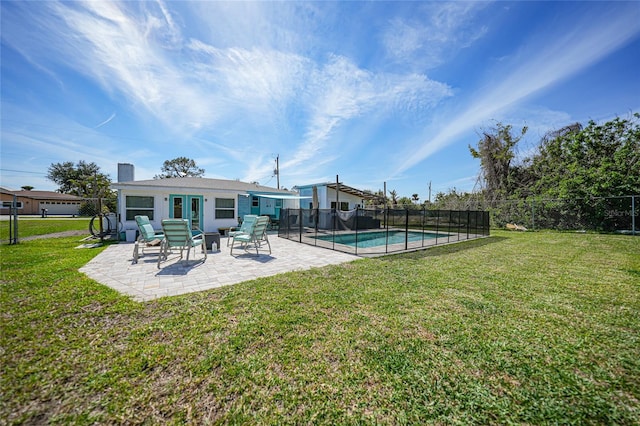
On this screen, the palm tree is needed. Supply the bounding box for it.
[411,193,419,204]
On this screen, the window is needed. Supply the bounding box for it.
[2,201,23,208]
[126,196,154,221]
[330,201,350,211]
[173,197,183,218]
[215,198,235,219]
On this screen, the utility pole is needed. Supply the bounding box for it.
[384,181,387,206]
[428,181,432,204]
[274,155,280,189]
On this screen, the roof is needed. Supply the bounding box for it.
[112,177,296,195]
[249,193,312,200]
[0,189,84,201]
[326,183,380,201]
[294,182,382,201]
[325,183,382,201]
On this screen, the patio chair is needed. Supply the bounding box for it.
[157,219,207,268]
[230,215,271,256]
[227,214,258,246]
[132,215,164,264]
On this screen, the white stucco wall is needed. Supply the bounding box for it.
[118,189,241,234]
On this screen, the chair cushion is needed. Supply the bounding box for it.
[141,224,155,239]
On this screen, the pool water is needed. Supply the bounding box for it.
[312,230,448,248]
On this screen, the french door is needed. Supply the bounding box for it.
[169,195,203,230]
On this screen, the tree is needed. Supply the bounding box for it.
[469,123,528,203]
[388,190,398,206]
[411,193,420,204]
[396,196,421,209]
[47,161,108,196]
[46,160,116,213]
[154,157,205,179]
[529,114,640,199]
[21,186,34,191]
[463,113,639,230]
[432,188,480,210]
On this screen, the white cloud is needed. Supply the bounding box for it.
[392,4,640,176]
[280,56,453,177]
[382,2,489,69]
[94,113,116,129]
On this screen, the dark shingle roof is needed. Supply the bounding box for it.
[0,189,83,201]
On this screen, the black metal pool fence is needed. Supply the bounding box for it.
[278,207,490,256]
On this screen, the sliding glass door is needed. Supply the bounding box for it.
[169,194,203,230]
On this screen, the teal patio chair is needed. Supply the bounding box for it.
[133,215,164,263]
[227,214,258,246]
[230,215,271,256]
[157,219,207,268]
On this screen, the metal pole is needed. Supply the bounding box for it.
[299,207,302,243]
[354,206,359,255]
[12,195,18,244]
[405,209,409,251]
[383,181,387,228]
[384,181,387,206]
[8,205,12,244]
[385,205,389,254]
[97,198,104,242]
[435,210,440,245]
[421,206,426,247]
[531,199,536,231]
[632,195,636,236]
[336,175,339,210]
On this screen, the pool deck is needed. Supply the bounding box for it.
[292,230,487,256]
[80,233,358,302]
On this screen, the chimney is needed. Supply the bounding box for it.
[118,163,135,182]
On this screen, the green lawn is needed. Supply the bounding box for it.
[1,230,639,424]
[0,217,91,241]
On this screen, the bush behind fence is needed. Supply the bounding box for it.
[474,195,638,233]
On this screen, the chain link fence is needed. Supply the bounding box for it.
[472,195,638,234]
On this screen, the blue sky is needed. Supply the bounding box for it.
[1,1,639,200]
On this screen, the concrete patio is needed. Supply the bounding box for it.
[80,233,358,302]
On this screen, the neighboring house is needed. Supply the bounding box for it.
[292,182,383,230]
[293,182,381,210]
[0,187,83,215]
[112,164,304,234]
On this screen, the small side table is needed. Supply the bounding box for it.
[218,227,230,236]
[204,232,221,251]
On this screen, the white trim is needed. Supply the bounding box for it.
[251,194,312,200]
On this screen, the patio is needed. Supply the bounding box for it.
[80,233,357,302]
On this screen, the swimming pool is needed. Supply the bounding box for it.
[312,230,449,248]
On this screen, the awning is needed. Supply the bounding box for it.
[325,183,381,200]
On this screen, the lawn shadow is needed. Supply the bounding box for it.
[378,235,509,261]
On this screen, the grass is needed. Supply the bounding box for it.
[1,228,639,424]
[0,217,91,241]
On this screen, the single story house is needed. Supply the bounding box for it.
[112,165,305,235]
[0,187,83,216]
[292,182,383,230]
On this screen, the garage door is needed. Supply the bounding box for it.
[39,201,81,215]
